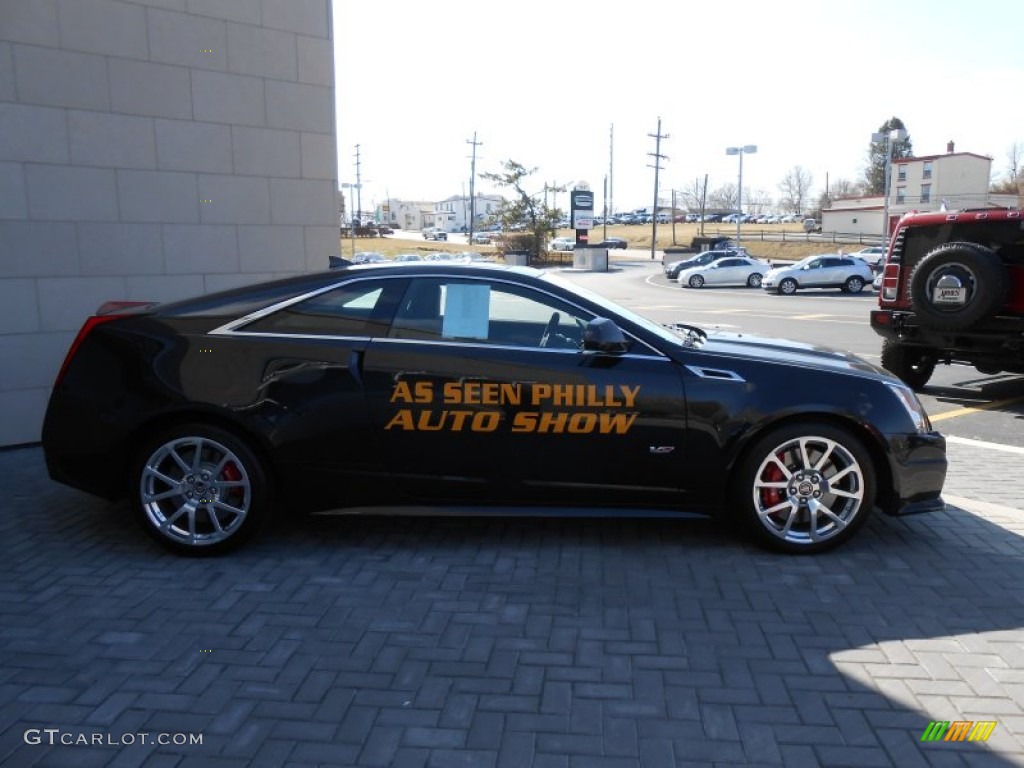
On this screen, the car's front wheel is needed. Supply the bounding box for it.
[778,278,798,295]
[732,422,875,553]
[132,423,272,555]
[688,274,705,288]
[880,339,936,390]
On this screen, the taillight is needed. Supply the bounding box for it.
[54,315,128,388]
[54,302,155,387]
[879,264,900,303]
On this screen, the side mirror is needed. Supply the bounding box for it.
[583,317,629,354]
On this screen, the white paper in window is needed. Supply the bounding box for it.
[442,284,490,339]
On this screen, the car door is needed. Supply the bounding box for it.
[361,274,688,506]
[223,276,408,507]
[708,258,744,285]
[801,257,833,287]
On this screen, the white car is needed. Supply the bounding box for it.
[849,246,887,269]
[549,237,575,252]
[762,253,875,295]
[677,256,769,289]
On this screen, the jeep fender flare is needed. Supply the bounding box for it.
[908,242,1007,330]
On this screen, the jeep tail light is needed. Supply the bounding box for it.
[880,264,900,303]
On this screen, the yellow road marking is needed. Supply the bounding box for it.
[929,395,1024,422]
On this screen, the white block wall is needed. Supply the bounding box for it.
[0,0,340,446]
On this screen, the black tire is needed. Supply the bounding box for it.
[688,274,705,288]
[747,273,763,288]
[909,242,1007,330]
[731,422,875,554]
[844,276,865,294]
[778,278,798,295]
[880,339,936,390]
[131,423,272,555]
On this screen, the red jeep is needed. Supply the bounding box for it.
[870,208,1024,389]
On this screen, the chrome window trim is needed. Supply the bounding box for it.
[207,272,669,359]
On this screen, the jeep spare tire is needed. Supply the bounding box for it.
[909,242,1007,330]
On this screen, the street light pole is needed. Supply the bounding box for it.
[872,129,906,246]
[725,145,756,245]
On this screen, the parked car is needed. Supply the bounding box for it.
[664,249,744,280]
[351,251,387,264]
[394,253,423,262]
[803,218,822,233]
[423,228,448,241]
[677,256,769,289]
[470,232,493,245]
[550,237,576,252]
[762,254,875,295]
[593,238,628,250]
[849,246,887,269]
[42,263,945,555]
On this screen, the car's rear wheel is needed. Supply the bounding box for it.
[778,278,798,295]
[132,423,271,555]
[880,339,936,391]
[732,422,875,554]
[844,276,865,294]
[688,275,705,288]
[747,273,763,288]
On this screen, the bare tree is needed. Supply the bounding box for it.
[676,178,706,213]
[831,178,862,199]
[777,166,814,214]
[708,182,738,211]
[991,142,1022,194]
[745,188,772,215]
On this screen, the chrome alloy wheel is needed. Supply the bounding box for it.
[750,434,866,547]
[140,436,252,548]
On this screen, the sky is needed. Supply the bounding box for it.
[332,0,1023,215]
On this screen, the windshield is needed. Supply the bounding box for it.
[541,272,693,348]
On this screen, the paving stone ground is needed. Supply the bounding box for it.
[1,440,1022,767]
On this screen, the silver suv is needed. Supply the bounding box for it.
[762,253,874,295]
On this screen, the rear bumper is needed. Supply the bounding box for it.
[871,309,1024,368]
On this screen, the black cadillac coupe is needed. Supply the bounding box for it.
[43,264,946,555]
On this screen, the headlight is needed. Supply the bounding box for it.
[886,382,931,433]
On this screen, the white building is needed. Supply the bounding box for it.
[823,143,1016,237]
[432,194,504,232]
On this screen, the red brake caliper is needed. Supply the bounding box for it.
[761,456,785,508]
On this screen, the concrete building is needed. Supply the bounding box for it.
[0,0,340,446]
[823,144,1016,238]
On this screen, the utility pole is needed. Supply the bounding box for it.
[354,144,362,224]
[467,131,482,245]
[603,175,608,241]
[608,123,614,221]
[647,117,669,260]
[671,189,677,245]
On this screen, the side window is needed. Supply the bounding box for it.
[390,278,593,349]
[242,279,403,336]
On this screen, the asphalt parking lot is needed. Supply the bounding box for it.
[2,434,1023,768]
